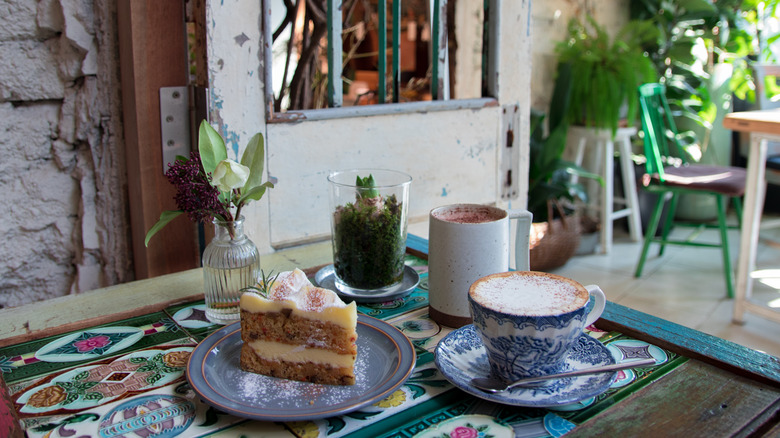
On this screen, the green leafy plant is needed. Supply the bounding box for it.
[529,111,602,222]
[356,174,380,199]
[332,174,405,289]
[144,121,274,245]
[555,16,658,134]
[630,0,780,154]
[528,63,603,223]
[533,15,653,224]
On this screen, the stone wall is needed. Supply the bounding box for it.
[0,0,130,308]
[0,0,628,309]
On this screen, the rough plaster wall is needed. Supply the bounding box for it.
[531,0,630,113]
[0,0,130,308]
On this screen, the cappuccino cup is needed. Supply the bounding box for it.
[468,271,606,382]
[427,204,532,328]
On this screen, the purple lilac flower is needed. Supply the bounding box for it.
[165,151,230,223]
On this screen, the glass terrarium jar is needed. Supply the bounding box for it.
[328,169,412,295]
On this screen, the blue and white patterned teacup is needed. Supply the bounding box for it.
[468,271,606,382]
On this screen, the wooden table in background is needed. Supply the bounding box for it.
[1,237,779,437]
[723,109,780,325]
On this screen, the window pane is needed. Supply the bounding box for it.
[268,0,485,113]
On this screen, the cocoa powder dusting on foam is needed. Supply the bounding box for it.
[433,207,502,224]
[473,273,588,316]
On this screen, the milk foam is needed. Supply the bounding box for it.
[433,206,504,224]
[471,272,588,316]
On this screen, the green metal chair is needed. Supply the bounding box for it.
[634,83,746,298]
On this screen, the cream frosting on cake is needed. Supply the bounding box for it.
[239,268,358,385]
[240,268,357,328]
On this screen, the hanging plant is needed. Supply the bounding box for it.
[555,16,658,134]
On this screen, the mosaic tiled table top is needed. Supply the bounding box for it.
[0,255,684,438]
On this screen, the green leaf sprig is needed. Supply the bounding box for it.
[355,174,380,199]
[241,269,280,298]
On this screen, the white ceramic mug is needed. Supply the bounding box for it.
[427,204,532,327]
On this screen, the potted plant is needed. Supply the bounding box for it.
[545,16,656,242]
[328,169,412,293]
[528,63,602,270]
[554,16,658,134]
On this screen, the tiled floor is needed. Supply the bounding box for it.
[409,213,780,358]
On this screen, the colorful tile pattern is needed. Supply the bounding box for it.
[1,312,188,384]
[0,254,683,437]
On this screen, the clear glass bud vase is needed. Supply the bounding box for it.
[202,216,260,324]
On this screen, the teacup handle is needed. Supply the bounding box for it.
[583,285,606,327]
[506,209,533,272]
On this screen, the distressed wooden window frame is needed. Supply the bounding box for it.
[262,0,501,124]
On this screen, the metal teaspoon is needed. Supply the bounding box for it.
[471,358,657,393]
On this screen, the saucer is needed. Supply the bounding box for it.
[187,315,416,421]
[314,264,420,303]
[434,325,617,407]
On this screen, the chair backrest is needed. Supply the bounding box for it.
[637,83,686,183]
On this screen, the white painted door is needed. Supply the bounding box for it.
[205,0,531,252]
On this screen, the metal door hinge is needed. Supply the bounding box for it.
[500,103,520,200]
[159,86,209,173]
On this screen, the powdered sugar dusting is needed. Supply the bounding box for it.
[234,346,370,408]
[267,269,346,311]
[471,272,588,315]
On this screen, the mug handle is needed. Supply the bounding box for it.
[506,209,533,272]
[583,285,606,327]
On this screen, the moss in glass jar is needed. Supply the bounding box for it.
[332,175,405,289]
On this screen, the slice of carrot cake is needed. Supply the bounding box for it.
[239,268,358,385]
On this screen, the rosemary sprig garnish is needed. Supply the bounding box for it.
[241,269,279,298]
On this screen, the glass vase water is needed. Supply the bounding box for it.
[202,216,260,324]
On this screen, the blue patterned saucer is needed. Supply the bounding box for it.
[434,325,616,407]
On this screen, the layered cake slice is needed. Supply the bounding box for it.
[239,268,358,385]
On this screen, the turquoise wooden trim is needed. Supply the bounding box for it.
[431,0,440,100]
[378,0,387,103]
[601,301,780,386]
[481,0,489,96]
[326,0,342,107]
[407,234,429,255]
[392,0,400,103]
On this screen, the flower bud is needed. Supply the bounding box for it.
[211,159,250,192]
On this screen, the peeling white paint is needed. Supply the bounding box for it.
[208,1,533,251]
[207,0,270,252]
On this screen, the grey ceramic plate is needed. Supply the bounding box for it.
[187,315,416,421]
[314,264,420,303]
[434,325,617,407]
